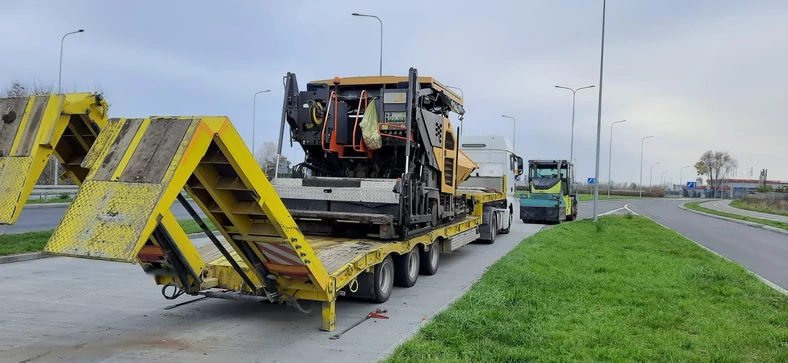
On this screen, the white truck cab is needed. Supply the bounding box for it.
[458,135,524,238]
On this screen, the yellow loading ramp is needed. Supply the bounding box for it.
[0,94,206,297]
[0,93,108,224]
[42,116,481,331]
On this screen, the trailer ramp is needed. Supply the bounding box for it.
[0,93,107,224]
[43,116,338,326]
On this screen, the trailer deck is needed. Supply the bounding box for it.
[0,93,509,332]
[11,112,493,331]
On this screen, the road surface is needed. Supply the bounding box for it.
[2,198,785,363]
[2,200,205,234]
[700,199,788,223]
[0,201,633,363]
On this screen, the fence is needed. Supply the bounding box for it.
[29,185,80,201]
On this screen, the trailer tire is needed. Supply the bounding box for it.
[372,255,395,303]
[419,241,440,276]
[394,247,420,288]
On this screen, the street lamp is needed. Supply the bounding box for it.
[680,165,692,186]
[590,0,608,222]
[607,119,626,197]
[59,29,85,93]
[446,86,464,135]
[555,84,595,162]
[649,162,660,189]
[55,29,85,185]
[661,170,669,186]
[639,135,654,197]
[351,13,383,76]
[252,90,271,155]
[501,115,516,153]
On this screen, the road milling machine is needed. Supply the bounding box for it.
[272,68,478,240]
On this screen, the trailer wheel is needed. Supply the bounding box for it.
[419,241,440,276]
[394,247,420,287]
[372,255,395,303]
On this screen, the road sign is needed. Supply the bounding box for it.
[587,178,596,184]
[686,182,696,189]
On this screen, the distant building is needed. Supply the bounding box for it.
[684,178,788,198]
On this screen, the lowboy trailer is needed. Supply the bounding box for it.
[0,76,512,331]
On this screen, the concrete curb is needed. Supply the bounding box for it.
[678,203,788,236]
[24,202,72,209]
[0,252,55,264]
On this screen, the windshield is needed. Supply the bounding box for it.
[530,165,559,178]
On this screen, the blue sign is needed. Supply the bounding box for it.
[687,182,696,189]
[515,175,521,181]
[587,178,596,184]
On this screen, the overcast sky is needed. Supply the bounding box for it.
[2,0,786,184]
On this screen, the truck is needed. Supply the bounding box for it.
[0,69,514,332]
[519,159,578,223]
[459,135,524,235]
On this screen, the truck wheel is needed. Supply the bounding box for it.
[419,241,440,276]
[499,212,513,234]
[372,255,395,303]
[394,247,419,287]
[483,213,497,244]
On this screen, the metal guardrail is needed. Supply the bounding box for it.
[29,185,79,201]
[28,185,192,202]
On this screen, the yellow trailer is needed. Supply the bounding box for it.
[0,100,509,331]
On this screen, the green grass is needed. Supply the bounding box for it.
[0,218,217,256]
[731,199,788,218]
[177,218,216,234]
[25,196,73,204]
[577,193,635,201]
[385,215,788,362]
[685,202,788,231]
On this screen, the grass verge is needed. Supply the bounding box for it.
[25,197,73,204]
[685,202,788,231]
[731,199,788,218]
[385,215,788,362]
[576,193,635,201]
[0,218,216,256]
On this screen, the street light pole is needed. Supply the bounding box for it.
[650,162,660,189]
[446,86,464,135]
[555,84,595,162]
[59,29,85,94]
[680,165,692,186]
[661,171,668,186]
[639,135,654,197]
[352,13,383,76]
[252,89,271,155]
[607,119,626,197]
[56,29,84,185]
[591,0,607,222]
[501,115,516,154]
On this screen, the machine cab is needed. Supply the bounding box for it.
[527,159,573,196]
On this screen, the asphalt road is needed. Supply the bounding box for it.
[0,201,635,363]
[2,198,785,363]
[2,200,205,234]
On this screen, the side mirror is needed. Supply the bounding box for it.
[516,157,524,176]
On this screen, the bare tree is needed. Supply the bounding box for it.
[254,141,290,179]
[697,150,737,198]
